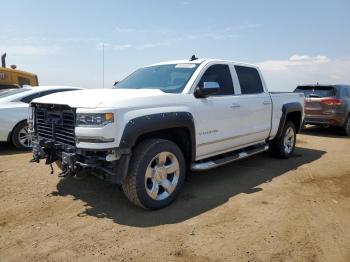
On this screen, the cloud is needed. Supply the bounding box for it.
[113,26,170,35]
[114,26,134,33]
[186,23,260,41]
[257,55,331,71]
[96,42,111,51]
[257,55,350,91]
[0,45,60,56]
[137,41,172,50]
[187,32,237,41]
[113,44,132,51]
[96,43,132,51]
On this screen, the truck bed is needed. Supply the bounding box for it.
[269,92,305,139]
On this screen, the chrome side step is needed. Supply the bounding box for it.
[191,144,269,171]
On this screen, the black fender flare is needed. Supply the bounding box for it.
[275,102,303,138]
[119,112,196,161]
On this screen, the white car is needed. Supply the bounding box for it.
[0,86,81,149]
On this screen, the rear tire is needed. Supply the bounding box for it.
[269,121,296,159]
[122,139,185,209]
[12,121,32,150]
[340,115,350,136]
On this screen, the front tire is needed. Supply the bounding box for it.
[269,121,296,159]
[12,121,32,150]
[122,139,185,209]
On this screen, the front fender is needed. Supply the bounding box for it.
[118,112,196,160]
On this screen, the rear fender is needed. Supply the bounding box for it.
[276,103,303,138]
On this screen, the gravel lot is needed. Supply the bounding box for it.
[0,126,349,262]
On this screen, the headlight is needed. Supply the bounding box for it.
[76,113,114,127]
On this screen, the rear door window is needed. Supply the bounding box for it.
[235,66,264,94]
[294,86,335,98]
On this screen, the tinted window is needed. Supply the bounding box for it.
[199,64,234,96]
[294,86,335,98]
[235,66,264,94]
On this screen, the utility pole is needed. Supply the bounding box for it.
[102,43,105,89]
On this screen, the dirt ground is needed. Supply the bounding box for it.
[0,126,349,262]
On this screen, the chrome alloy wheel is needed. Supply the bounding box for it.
[18,126,32,149]
[283,126,295,154]
[144,151,180,201]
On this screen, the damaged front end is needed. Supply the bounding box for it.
[30,103,130,184]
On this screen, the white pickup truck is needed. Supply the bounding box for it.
[30,58,304,209]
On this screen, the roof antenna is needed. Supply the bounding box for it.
[190,54,198,61]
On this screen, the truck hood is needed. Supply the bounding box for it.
[32,89,169,108]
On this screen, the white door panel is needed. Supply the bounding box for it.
[193,95,267,159]
[234,93,272,141]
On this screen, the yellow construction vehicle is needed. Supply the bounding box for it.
[0,53,39,91]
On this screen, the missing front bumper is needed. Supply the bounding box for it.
[31,139,131,184]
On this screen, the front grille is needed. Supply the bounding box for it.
[35,106,76,146]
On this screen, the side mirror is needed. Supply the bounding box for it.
[113,81,119,88]
[194,82,220,98]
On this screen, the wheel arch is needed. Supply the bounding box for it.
[275,103,303,138]
[119,112,196,162]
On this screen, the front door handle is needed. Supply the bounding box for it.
[263,101,272,105]
[231,103,241,108]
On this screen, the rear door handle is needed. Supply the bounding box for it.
[231,103,241,108]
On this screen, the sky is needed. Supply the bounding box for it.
[0,0,349,91]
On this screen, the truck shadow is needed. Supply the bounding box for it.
[301,125,349,138]
[0,142,30,156]
[53,146,325,227]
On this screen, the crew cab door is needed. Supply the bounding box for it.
[192,63,253,159]
[233,65,272,142]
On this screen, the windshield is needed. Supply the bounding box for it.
[294,86,336,98]
[0,88,31,99]
[114,64,199,93]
